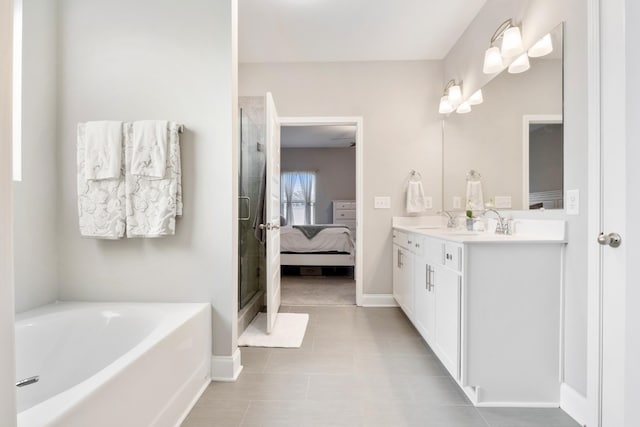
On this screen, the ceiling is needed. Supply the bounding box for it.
[239,0,487,63]
[281,125,356,148]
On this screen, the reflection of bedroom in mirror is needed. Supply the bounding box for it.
[279,123,357,306]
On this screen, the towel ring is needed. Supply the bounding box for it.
[409,170,422,182]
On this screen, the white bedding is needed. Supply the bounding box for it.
[280,226,354,254]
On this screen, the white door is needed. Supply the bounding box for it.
[264,92,281,334]
[433,265,461,380]
[589,0,634,425]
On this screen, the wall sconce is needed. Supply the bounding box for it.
[483,19,524,74]
[439,81,483,115]
[439,80,462,114]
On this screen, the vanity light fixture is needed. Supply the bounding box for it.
[468,89,483,105]
[456,101,472,114]
[528,33,553,57]
[508,52,530,74]
[439,80,462,114]
[483,19,524,74]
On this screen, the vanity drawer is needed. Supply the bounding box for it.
[393,230,408,248]
[335,209,356,220]
[443,243,462,271]
[335,201,356,210]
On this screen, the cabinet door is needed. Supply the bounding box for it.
[401,247,414,320]
[414,258,436,345]
[433,265,461,380]
[392,244,402,306]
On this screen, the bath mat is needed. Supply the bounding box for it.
[238,313,309,348]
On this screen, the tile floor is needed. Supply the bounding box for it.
[182,305,579,427]
[280,276,356,306]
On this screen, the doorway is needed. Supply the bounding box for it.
[279,116,364,306]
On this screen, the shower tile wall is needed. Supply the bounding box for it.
[239,97,266,310]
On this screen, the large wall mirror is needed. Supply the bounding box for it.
[443,23,564,211]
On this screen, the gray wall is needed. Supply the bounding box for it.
[0,0,17,422]
[240,60,444,295]
[281,147,356,224]
[55,0,238,358]
[530,124,563,193]
[13,0,58,313]
[443,0,589,395]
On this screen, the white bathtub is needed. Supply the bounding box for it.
[16,302,211,427]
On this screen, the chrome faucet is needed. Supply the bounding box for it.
[482,209,511,235]
[439,211,457,228]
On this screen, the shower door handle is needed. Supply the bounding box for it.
[239,196,251,221]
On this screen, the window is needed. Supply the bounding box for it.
[281,171,316,225]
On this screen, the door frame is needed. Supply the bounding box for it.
[278,116,364,306]
[521,114,563,210]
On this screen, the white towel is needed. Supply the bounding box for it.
[77,123,126,239]
[466,180,484,210]
[131,120,169,178]
[84,121,123,180]
[125,122,182,238]
[406,181,427,213]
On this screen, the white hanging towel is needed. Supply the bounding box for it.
[76,122,126,239]
[84,121,123,180]
[406,181,427,213]
[131,120,169,178]
[466,180,484,210]
[125,122,182,238]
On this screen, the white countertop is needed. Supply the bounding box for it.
[392,216,567,244]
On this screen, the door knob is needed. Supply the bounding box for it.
[597,232,622,248]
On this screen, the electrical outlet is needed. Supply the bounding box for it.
[424,197,433,210]
[374,196,391,209]
[566,189,579,215]
[453,196,462,209]
[494,196,512,209]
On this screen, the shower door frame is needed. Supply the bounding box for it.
[279,116,364,306]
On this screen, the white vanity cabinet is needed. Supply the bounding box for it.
[392,225,565,407]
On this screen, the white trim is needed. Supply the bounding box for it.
[210,349,243,382]
[360,293,398,307]
[11,0,21,182]
[280,253,354,266]
[522,114,563,210]
[586,0,602,426]
[561,383,588,427]
[279,116,365,306]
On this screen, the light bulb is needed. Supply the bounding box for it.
[438,95,454,114]
[483,46,503,74]
[528,33,553,57]
[501,26,524,58]
[447,85,462,105]
[456,102,471,114]
[468,89,483,105]
[508,53,530,73]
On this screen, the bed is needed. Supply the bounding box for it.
[280,225,355,267]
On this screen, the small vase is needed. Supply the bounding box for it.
[466,218,474,231]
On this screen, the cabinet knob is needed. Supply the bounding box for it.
[408,240,412,244]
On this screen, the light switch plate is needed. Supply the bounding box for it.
[566,189,579,215]
[494,196,512,209]
[453,196,462,209]
[424,197,433,210]
[374,196,391,209]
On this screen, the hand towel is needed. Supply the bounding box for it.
[131,120,169,178]
[84,121,123,180]
[466,180,484,210]
[406,181,427,213]
[125,122,182,237]
[77,123,126,239]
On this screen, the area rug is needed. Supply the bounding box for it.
[238,312,309,348]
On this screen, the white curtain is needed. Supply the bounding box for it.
[298,172,316,225]
[281,172,297,224]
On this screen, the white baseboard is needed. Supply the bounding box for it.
[360,293,398,307]
[211,348,243,382]
[560,383,587,426]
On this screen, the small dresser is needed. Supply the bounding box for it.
[332,200,356,239]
